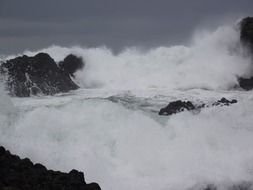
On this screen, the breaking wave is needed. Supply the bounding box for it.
[18,24,252,91]
[1,94,253,190]
[1,21,253,190]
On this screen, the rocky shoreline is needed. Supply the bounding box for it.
[158,97,237,116]
[0,146,101,190]
[0,16,253,190]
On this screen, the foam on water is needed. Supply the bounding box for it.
[0,83,17,125]
[1,92,253,190]
[1,21,253,190]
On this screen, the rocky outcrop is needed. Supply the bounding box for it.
[238,77,253,90]
[0,53,83,97]
[59,54,84,77]
[0,146,101,190]
[238,17,253,90]
[159,97,237,116]
[240,17,253,52]
[159,100,195,115]
[211,97,237,106]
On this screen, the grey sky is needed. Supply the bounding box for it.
[0,0,252,54]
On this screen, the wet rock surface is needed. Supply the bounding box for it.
[238,17,253,90]
[0,53,83,97]
[240,17,253,52]
[59,54,84,77]
[159,97,237,116]
[159,100,195,115]
[211,97,237,106]
[0,146,101,190]
[238,77,253,91]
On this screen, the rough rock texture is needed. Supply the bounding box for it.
[0,146,101,190]
[159,97,237,116]
[59,54,84,77]
[0,53,82,97]
[238,17,253,90]
[211,97,237,106]
[159,100,195,115]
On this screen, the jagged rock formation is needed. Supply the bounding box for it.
[0,146,101,190]
[0,53,83,97]
[159,97,237,116]
[238,17,253,90]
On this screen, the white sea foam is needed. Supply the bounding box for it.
[1,91,253,190]
[18,25,252,91]
[1,22,253,190]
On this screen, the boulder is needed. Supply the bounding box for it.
[0,53,80,97]
[240,17,253,52]
[59,54,84,77]
[0,146,101,190]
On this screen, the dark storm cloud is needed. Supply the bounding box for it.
[0,0,253,54]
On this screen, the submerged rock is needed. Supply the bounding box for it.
[0,53,83,97]
[159,97,237,116]
[0,146,101,190]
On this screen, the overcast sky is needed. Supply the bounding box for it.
[0,0,252,54]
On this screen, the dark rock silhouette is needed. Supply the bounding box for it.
[59,54,84,77]
[211,97,237,106]
[240,17,253,52]
[0,146,101,190]
[159,97,237,116]
[238,76,253,91]
[0,53,83,97]
[238,17,253,90]
[159,100,195,115]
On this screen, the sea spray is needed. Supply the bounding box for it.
[1,22,253,190]
[17,25,252,91]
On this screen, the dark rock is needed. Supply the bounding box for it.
[86,183,102,190]
[238,17,253,90]
[158,100,195,115]
[240,17,253,53]
[0,53,80,97]
[59,54,84,77]
[212,97,237,106]
[229,182,253,190]
[202,184,217,190]
[159,98,237,116]
[238,77,253,91]
[0,146,101,190]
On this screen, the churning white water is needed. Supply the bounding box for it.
[1,23,253,190]
[17,25,251,90]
